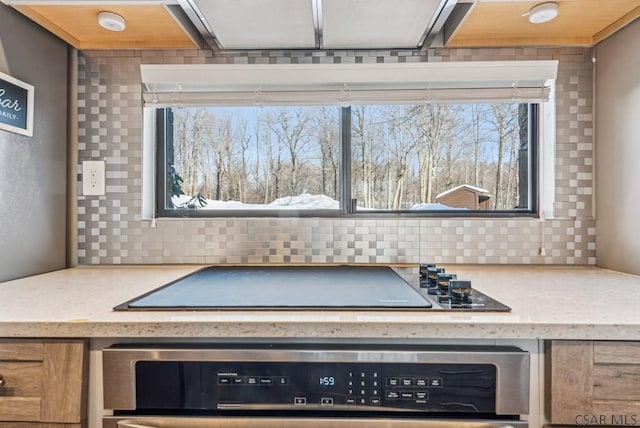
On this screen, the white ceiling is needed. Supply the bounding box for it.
[189,0,448,50]
[321,0,443,49]
[192,0,317,49]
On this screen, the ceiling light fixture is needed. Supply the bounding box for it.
[98,11,126,32]
[524,2,559,24]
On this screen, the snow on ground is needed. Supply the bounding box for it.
[410,203,468,211]
[172,193,458,210]
[172,193,339,210]
[268,193,339,209]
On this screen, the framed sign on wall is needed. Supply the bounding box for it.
[0,71,34,137]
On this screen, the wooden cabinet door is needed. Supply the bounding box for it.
[0,340,87,425]
[41,340,88,424]
[547,340,640,425]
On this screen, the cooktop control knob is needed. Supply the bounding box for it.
[426,267,445,294]
[419,263,435,281]
[437,273,457,295]
[449,280,473,303]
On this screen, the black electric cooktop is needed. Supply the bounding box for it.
[114,265,511,312]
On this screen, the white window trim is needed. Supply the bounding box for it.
[539,82,557,220]
[140,61,559,219]
[142,107,155,220]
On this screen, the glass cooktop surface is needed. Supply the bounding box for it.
[114,265,511,312]
[115,265,432,310]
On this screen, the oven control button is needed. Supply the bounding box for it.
[400,391,414,400]
[218,377,231,385]
[370,397,381,405]
[386,391,399,400]
[415,379,427,387]
[321,397,333,406]
[415,391,429,401]
[358,397,367,405]
[401,378,413,386]
[372,389,379,396]
[429,378,443,387]
[345,397,356,405]
[259,377,273,386]
[232,377,245,385]
[294,397,307,405]
[247,377,258,385]
[387,378,400,386]
[276,377,289,385]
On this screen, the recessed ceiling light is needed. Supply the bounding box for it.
[98,11,126,32]
[524,2,559,24]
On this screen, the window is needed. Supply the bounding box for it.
[349,103,537,212]
[155,102,538,217]
[157,105,341,214]
[144,62,555,218]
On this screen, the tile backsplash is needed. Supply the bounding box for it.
[77,47,595,265]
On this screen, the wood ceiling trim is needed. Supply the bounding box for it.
[15,5,82,47]
[593,6,640,45]
[76,40,197,49]
[447,36,594,48]
[13,4,199,50]
[447,0,640,48]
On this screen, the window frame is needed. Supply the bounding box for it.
[154,103,540,219]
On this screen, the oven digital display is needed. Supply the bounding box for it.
[318,376,336,386]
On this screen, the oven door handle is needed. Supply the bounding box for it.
[118,421,156,428]
[114,417,527,428]
[118,423,155,428]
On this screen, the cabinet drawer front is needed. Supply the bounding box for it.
[0,361,43,397]
[594,342,640,364]
[593,364,640,401]
[0,342,44,361]
[0,396,41,421]
[548,340,640,424]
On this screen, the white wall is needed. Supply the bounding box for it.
[595,19,640,274]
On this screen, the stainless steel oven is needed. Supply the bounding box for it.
[103,344,529,428]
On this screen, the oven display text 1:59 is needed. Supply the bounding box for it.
[319,376,336,386]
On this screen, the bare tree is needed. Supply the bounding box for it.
[408,104,457,203]
[173,108,210,197]
[264,108,313,196]
[385,106,418,209]
[469,104,490,187]
[352,106,375,208]
[506,126,519,208]
[312,107,340,199]
[489,104,518,209]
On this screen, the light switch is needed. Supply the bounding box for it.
[82,160,106,196]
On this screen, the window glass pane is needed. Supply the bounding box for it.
[350,103,532,211]
[165,106,341,211]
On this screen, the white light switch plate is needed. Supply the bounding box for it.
[82,160,106,196]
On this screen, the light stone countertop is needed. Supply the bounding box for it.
[0,264,638,340]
